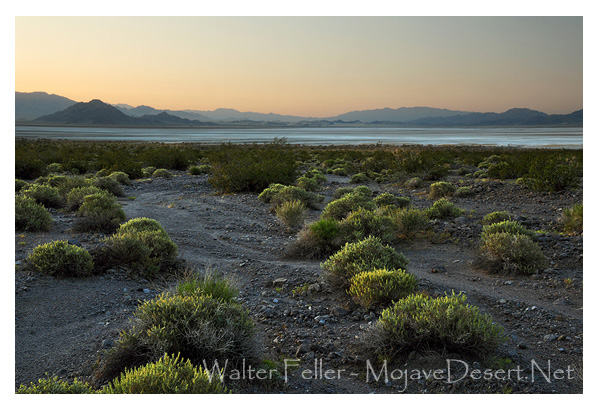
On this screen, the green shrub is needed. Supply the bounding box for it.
[349,172,368,184]
[482,211,512,225]
[189,165,212,175]
[53,175,89,197]
[373,193,411,209]
[259,184,323,209]
[15,179,28,192]
[348,269,418,309]
[15,195,53,231]
[109,171,131,185]
[353,186,373,197]
[284,218,343,260]
[96,168,112,177]
[17,376,94,394]
[453,186,473,198]
[93,176,125,197]
[322,236,409,287]
[480,233,547,275]
[28,240,93,277]
[406,177,423,189]
[561,203,583,235]
[304,169,326,183]
[386,207,429,238]
[142,166,156,177]
[296,176,319,192]
[208,142,297,193]
[429,181,456,199]
[322,193,375,220]
[101,353,229,394]
[21,183,63,208]
[332,167,347,176]
[456,167,469,176]
[487,162,519,179]
[333,187,354,199]
[176,270,238,303]
[522,155,581,192]
[152,168,173,179]
[76,193,126,232]
[424,166,449,181]
[275,199,307,229]
[480,220,533,241]
[477,155,502,169]
[375,292,504,357]
[46,174,69,188]
[46,163,63,174]
[426,199,462,219]
[99,291,255,382]
[104,219,178,277]
[66,186,110,211]
[338,208,396,244]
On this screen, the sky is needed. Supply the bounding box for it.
[15,16,583,117]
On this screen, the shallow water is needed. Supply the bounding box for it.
[15,126,583,148]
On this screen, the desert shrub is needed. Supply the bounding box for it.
[208,142,297,193]
[28,240,93,277]
[473,170,488,178]
[521,155,582,192]
[456,167,469,176]
[103,219,178,277]
[350,172,368,184]
[275,199,307,229]
[101,353,229,394]
[480,233,547,275]
[76,193,126,232]
[348,269,418,309]
[296,176,319,192]
[426,199,462,219]
[188,165,212,175]
[386,207,429,238]
[109,171,131,185]
[353,185,373,197]
[482,211,512,225]
[15,195,53,231]
[93,176,125,197]
[99,290,256,382]
[53,175,89,197]
[15,179,28,192]
[284,218,343,260]
[453,186,473,198]
[142,166,156,177]
[96,168,112,177]
[21,183,63,208]
[15,153,45,179]
[338,208,396,244]
[333,187,354,199]
[424,165,449,181]
[259,185,323,209]
[322,193,375,221]
[480,220,533,241]
[429,181,456,199]
[17,376,94,394]
[373,193,411,209]
[46,174,69,188]
[152,168,173,179]
[405,177,423,189]
[374,292,504,357]
[477,155,502,169]
[304,169,326,183]
[45,162,63,174]
[561,203,583,235]
[332,167,347,176]
[66,186,110,211]
[176,270,238,303]
[322,236,409,287]
[487,162,519,179]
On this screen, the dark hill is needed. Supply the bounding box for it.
[35,99,138,125]
[16,92,78,121]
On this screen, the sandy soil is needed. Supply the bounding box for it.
[15,171,583,393]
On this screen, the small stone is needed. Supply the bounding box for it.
[499,299,507,304]
[101,339,115,349]
[272,278,288,287]
[68,238,82,247]
[143,289,151,293]
[296,344,309,356]
[308,283,321,293]
[544,334,559,342]
[517,343,527,349]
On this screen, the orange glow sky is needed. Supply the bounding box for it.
[15,16,583,117]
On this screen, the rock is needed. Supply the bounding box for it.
[272,278,288,287]
[101,339,115,349]
[296,344,309,356]
[517,343,527,349]
[308,283,321,293]
[331,306,350,317]
[544,334,559,342]
[68,238,82,247]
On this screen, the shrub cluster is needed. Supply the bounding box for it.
[480,232,546,275]
[561,204,582,235]
[15,195,53,231]
[337,208,396,245]
[482,211,512,225]
[373,193,411,209]
[428,181,456,199]
[259,184,323,209]
[480,220,533,241]
[374,293,505,357]
[384,207,429,239]
[152,168,173,179]
[426,199,462,219]
[275,199,307,230]
[66,186,109,211]
[322,192,375,220]
[21,183,63,208]
[28,240,94,277]
[92,176,125,197]
[76,192,126,232]
[348,269,418,309]
[17,376,94,394]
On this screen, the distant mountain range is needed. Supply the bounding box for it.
[16,91,583,127]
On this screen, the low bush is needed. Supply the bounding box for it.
[349,172,368,184]
[296,176,319,192]
[109,171,131,185]
[338,208,396,244]
[17,376,94,394]
[322,193,375,220]
[15,195,53,231]
[480,220,533,241]
[482,211,512,225]
[259,184,323,209]
[561,203,583,235]
[521,155,582,192]
[15,179,28,192]
[98,287,256,383]
[322,236,409,287]
[426,199,462,219]
[176,270,238,303]
[53,175,89,197]
[487,161,519,179]
[304,169,326,183]
[284,219,342,260]
[332,167,347,176]
[429,181,456,199]
[275,199,307,230]
[101,353,229,394]
[453,186,473,198]
[374,292,504,357]
[152,168,174,179]
[21,183,63,208]
[480,232,547,275]
[142,166,156,177]
[348,269,418,309]
[76,193,126,232]
[66,186,110,211]
[28,240,94,277]
[424,165,449,181]
[92,176,125,197]
[117,217,168,235]
[406,177,423,189]
[385,207,429,239]
[373,193,411,209]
